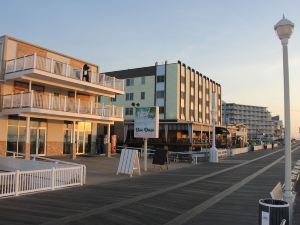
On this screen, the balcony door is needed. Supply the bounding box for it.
[30,128,46,155]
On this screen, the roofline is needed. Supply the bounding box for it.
[1,35,99,68]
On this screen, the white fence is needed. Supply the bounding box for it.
[0,152,86,198]
[229,147,249,156]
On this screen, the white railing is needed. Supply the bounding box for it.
[2,91,123,119]
[5,54,124,92]
[0,152,86,198]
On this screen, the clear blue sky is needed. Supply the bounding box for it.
[1,0,300,137]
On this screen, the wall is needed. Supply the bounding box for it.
[46,120,64,156]
[0,115,8,156]
[165,63,178,120]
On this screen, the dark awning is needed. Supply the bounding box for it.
[216,127,230,134]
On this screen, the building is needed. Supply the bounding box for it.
[0,35,124,159]
[104,61,222,151]
[222,102,272,140]
[272,115,284,140]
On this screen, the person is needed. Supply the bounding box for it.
[82,64,90,82]
[271,142,274,149]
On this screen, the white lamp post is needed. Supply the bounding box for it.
[274,15,294,218]
[209,92,218,162]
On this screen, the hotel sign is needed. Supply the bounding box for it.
[134,107,159,139]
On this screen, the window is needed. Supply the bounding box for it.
[125,108,133,116]
[141,77,145,85]
[156,91,165,98]
[156,76,165,83]
[126,78,134,86]
[111,97,116,102]
[125,93,134,101]
[159,107,165,114]
[141,92,145,100]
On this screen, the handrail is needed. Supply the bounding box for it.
[2,92,124,119]
[5,54,124,92]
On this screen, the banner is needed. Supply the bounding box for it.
[134,107,159,138]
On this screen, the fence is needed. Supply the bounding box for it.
[0,152,86,198]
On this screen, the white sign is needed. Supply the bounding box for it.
[134,107,159,138]
[261,211,269,225]
[116,149,141,177]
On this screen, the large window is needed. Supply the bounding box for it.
[126,78,134,86]
[125,108,133,116]
[125,93,134,101]
[141,77,146,85]
[156,76,165,83]
[156,91,165,98]
[141,92,145,100]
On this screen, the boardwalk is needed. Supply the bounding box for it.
[1,145,300,225]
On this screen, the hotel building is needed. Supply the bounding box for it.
[105,61,222,151]
[0,35,124,159]
[222,102,273,140]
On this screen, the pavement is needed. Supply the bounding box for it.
[0,145,300,225]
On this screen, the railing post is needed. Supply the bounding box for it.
[20,92,23,108]
[48,93,51,110]
[33,53,37,69]
[113,77,116,89]
[64,96,67,111]
[15,170,20,196]
[77,99,80,114]
[51,58,54,73]
[23,55,26,70]
[65,64,69,77]
[51,167,55,190]
[10,94,13,108]
[112,105,115,117]
[90,102,93,114]
[80,166,84,186]
[30,90,34,107]
[13,59,16,72]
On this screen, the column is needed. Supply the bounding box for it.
[72,121,77,160]
[24,116,30,160]
[106,124,111,157]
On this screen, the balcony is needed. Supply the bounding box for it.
[1,91,123,122]
[4,54,124,97]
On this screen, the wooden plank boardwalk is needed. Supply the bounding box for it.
[0,144,300,225]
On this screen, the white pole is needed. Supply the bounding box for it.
[209,92,218,163]
[144,138,147,171]
[282,38,293,217]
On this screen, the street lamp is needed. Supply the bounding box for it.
[274,15,294,218]
[209,92,218,162]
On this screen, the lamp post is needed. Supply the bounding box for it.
[209,92,218,162]
[274,15,294,219]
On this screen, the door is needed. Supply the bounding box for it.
[30,128,46,155]
[63,129,72,154]
[77,131,84,154]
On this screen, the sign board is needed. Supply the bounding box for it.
[116,149,141,177]
[134,107,159,138]
[261,211,270,225]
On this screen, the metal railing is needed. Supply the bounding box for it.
[0,152,86,198]
[2,91,123,119]
[5,54,124,92]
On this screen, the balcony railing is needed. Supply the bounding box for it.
[2,91,123,119]
[5,54,124,92]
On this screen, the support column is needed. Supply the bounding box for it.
[105,124,111,157]
[24,116,30,160]
[71,121,77,160]
[188,124,193,152]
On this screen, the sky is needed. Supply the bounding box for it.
[0,0,299,137]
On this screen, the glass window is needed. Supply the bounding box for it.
[156,91,165,98]
[125,108,133,115]
[7,126,18,152]
[157,76,165,83]
[126,93,134,101]
[159,107,165,114]
[141,77,145,85]
[141,92,145,100]
[126,78,134,86]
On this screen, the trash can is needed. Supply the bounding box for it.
[259,199,289,225]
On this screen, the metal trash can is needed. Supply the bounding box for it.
[259,199,289,225]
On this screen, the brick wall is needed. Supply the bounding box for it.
[0,141,6,157]
[46,142,64,156]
